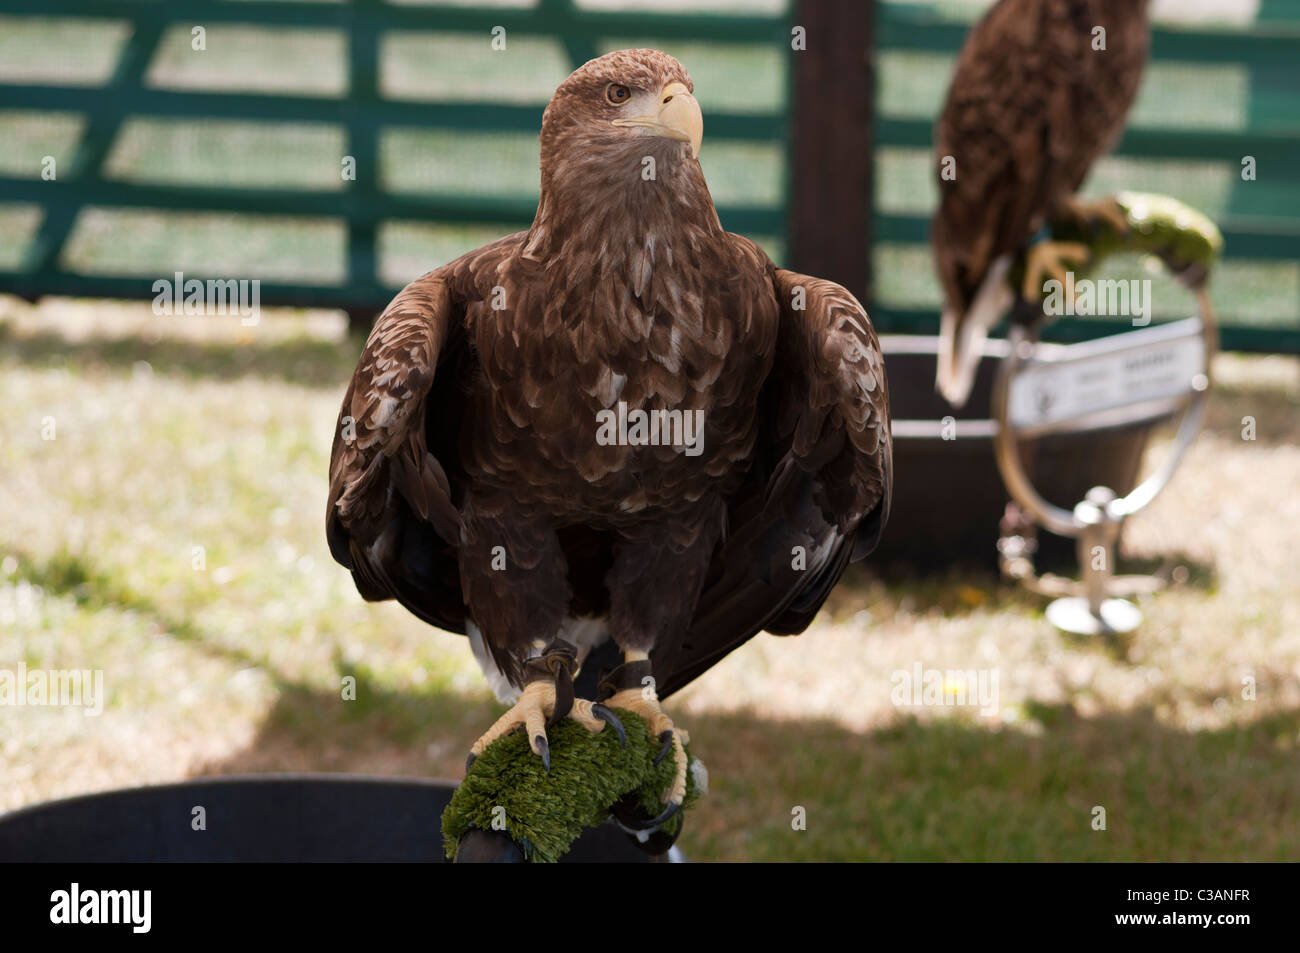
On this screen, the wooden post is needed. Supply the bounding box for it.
[788,0,874,306]
[345,0,381,335]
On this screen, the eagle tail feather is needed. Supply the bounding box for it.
[935,254,1013,408]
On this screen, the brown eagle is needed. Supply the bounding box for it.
[932,0,1150,406]
[327,49,892,826]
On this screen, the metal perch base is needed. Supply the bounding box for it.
[993,289,1218,635]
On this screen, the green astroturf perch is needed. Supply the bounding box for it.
[442,709,704,863]
[1046,191,1223,288]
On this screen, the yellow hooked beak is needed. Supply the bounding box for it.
[611,81,703,158]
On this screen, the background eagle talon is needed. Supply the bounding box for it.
[1020,239,1091,302]
[1062,195,1131,235]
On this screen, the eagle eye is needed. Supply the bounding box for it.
[605,83,632,106]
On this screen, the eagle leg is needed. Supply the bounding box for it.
[599,655,689,829]
[1021,239,1091,302]
[466,641,624,772]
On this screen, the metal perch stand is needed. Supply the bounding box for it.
[992,288,1219,635]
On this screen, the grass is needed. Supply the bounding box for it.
[1,297,1297,861]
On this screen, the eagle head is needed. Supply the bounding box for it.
[540,49,703,167]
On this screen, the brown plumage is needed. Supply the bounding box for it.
[326,50,891,809]
[932,0,1150,405]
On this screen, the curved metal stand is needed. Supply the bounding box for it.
[993,290,1218,635]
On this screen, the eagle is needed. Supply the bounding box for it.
[326,49,892,827]
[932,0,1150,406]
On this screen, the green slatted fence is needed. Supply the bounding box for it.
[1,0,1297,352]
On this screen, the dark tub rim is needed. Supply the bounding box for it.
[0,771,462,828]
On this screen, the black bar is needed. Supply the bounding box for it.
[2,861,1287,940]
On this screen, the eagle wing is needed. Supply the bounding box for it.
[660,248,893,697]
[326,234,523,633]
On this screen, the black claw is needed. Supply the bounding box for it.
[610,791,686,842]
[653,729,674,766]
[465,752,477,772]
[643,799,682,829]
[592,704,627,747]
[534,734,550,772]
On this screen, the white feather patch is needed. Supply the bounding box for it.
[467,620,520,704]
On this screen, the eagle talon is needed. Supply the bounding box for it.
[604,685,689,815]
[1062,195,1130,235]
[467,674,623,775]
[643,799,682,830]
[653,729,673,766]
[612,794,682,833]
[1021,239,1091,302]
[466,678,561,772]
[616,797,682,833]
[591,704,627,747]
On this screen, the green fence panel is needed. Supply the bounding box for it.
[0,0,791,324]
[0,0,1297,353]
